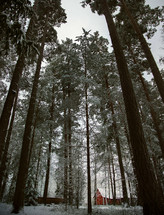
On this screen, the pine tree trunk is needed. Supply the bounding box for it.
[27,103,39,168]
[0,0,38,161]
[139,74,164,157]
[68,84,73,206]
[94,150,97,205]
[152,155,164,193]
[0,53,25,161]
[128,45,164,157]
[43,84,54,205]
[105,75,128,204]
[76,154,80,209]
[0,152,12,201]
[123,123,142,205]
[120,0,164,103]
[0,170,8,201]
[43,140,51,205]
[0,92,18,193]
[104,164,108,205]
[108,142,116,205]
[101,1,164,214]
[126,173,134,206]
[7,167,17,203]
[107,165,110,204]
[12,20,47,213]
[84,58,92,214]
[107,145,112,202]
[119,103,142,205]
[111,151,116,205]
[63,88,68,210]
[68,116,73,205]
[34,141,42,190]
[43,84,55,204]
[113,126,128,204]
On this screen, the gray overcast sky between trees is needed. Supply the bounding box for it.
[56,0,163,70]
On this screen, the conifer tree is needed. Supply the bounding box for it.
[12,1,66,213]
[82,0,164,214]
[0,0,38,161]
[119,0,164,103]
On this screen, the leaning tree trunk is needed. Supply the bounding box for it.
[138,73,164,157]
[0,91,18,194]
[152,155,164,193]
[119,102,142,205]
[0,170,8,201]
[120,0,164,103]
[6,167,17,203]
[0,0,38,161]
[0,152,12,201]
[101,1,164,214]
[12,20,47,213]
[128,45,164,158]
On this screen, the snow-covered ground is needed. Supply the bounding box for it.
[0,203,143,215]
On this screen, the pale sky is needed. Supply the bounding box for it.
[56,0,164,68]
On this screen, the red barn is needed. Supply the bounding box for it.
[94,189,109,205]
[94,189,122,205]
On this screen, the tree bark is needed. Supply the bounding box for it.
[12,18,47,213]
[27,100,40,168]
[0,170,8,201]
[139,74,164,157]
[7,169,17,203]
[94,150,97,205]
[101,0,164,214]
[0,91,18,194]
[84,56,92,214]
[119,102,142,205]
[34,140,42,190]
[120,0,164,103]
[128,45,164,158]
[107,145,113,202]
[43,84,54,205]
[0,0,38,161]
[111,149,116,205]
[76,154,80,209]
[68,115,73,205]
[105,75,128,204]
[68,84,73,206]
[43,140,52,205]
[63,87,68,210]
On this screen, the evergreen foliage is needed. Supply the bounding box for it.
[0,0,163,214]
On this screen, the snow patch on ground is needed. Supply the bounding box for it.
[0,203,143,215]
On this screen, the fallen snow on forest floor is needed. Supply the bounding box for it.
[0,203,143,215]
